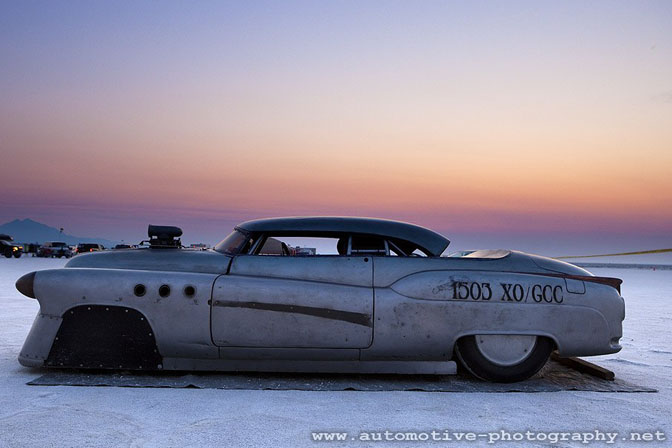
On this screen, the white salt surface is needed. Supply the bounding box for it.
[0,257,670,447]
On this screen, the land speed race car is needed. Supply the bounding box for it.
[15,217,625,382]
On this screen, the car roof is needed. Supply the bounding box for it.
[236,216,450,256]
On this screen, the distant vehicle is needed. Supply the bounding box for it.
[76,243,105,254]
[15,218,625,382]
[114,244,132,250]
[37,241,72,258]
[22,243,40,256]
[0,234,23,258]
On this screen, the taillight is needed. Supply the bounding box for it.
[562,274,622,294]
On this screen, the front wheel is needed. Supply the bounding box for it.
[13,252,22,258]
[455,334,553,383]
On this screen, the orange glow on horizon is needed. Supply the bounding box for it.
[1,2,671,245]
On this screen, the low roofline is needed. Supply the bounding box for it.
[236,216,450,256]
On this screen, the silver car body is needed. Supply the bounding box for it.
[17,217,625,375]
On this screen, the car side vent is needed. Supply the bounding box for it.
[146,225,183,249]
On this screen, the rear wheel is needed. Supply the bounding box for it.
[455,334,553,382]
[3,248,12,258]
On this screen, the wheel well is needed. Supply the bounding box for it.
[46,305,162,370]
[453,333,559,356]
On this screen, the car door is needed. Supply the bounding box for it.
[211,254,373,348]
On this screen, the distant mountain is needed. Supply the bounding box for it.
[0,218,119,247]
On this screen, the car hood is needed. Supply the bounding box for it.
[65,249,232,274]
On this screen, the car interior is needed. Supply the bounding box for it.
[248,233,429,257]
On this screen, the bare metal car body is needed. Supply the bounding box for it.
[16,217,625,382]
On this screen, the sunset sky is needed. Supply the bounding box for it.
[1,1,671,255]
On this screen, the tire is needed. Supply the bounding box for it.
[13,252,21,258]
[3,249,12,258]
[455,334,553,383]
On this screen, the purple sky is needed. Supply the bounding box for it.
[1,1,670,256]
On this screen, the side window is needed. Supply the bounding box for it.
[240,236,257,254]
[386,239,430,257]
[256,237,285,255]
[350,235,387,256]
[256,236,346,256]
[386,241,401,256]
[410,248,428,257]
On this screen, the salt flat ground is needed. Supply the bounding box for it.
[0,257,670,448]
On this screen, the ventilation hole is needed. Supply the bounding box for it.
[159,284,171,297]
[134,284,146,297]
[184,285,196,297]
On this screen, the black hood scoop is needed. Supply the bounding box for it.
[146,225,182,249]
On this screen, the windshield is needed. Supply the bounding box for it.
[214,230,249,255]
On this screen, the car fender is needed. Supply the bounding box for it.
[19,268,221,366]
[362,270,620,360]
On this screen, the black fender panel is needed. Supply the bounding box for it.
[46,305,162,370]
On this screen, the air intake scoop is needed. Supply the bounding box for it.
[148,225,182,248]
